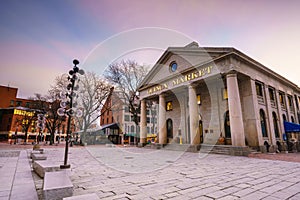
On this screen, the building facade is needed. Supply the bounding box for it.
[138,42,300,152]
[0,85,69,143]
[100,88,158,145]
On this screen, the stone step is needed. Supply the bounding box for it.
[43,171,73,200]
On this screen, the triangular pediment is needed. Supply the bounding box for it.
[139,42,233,89]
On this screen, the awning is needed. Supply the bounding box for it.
[284,121,300,133]
[101,123,119,130]
[124,132,136,137]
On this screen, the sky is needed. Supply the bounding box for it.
[1,0,300,98]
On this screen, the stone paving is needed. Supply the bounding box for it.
[1,143,300,200]
[39,146,300,200]
[0,150,38,200]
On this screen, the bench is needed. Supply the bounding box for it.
[43,171,73,200]
[30,149,44,158]
[32,153,47,161]
[63,193,100,200]
[33,160,61,178]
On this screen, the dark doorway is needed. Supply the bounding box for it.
[199,120,203,143]
[167,118,173,142]
[224,111,231,138]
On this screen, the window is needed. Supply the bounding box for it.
[25,102,30,107]
[10,100,14,106]
[146,109,150,115]
[279,92,285,106]
[197,94,201,105]
[291,116,295,123]
[287,95,293,109]
[125,106,129,112]
[268,88,275,101]
[295,95,299,109]
[260,109,268,137]
[169,62,177,72]
[222,88,228,100]
[272,112,280,138]
[256,82,263,97]
[282,114,287,122]
[151,118,157,123]
[166,101,173,111]
[151,110,157,115]
[130,125,135,133]
[147,117,150,123]
[16,101,22,106]
[124,115,130,122]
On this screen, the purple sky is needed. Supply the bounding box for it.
[1,0,300,98]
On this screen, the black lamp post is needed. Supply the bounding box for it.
[14,127,18,145]
[58,59,84,169]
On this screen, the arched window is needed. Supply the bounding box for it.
[224,111,231,138]
[260,109,268,137]
[291,116,295,123]
[131,125,135,133]
[282,114,287,122]
[272,112,280,138]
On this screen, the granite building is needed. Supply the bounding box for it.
[138,42,300,152]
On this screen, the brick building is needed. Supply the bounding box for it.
[100,87,158,145]
[0,85,68,143]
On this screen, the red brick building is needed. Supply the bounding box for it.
[0,85,68,143]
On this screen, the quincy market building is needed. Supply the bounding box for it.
[138,42,300,154]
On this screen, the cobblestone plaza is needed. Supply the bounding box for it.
[1,145,300,200]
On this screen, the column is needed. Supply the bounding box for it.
[140,99,147,144]
[227,73,246,146]
[285,95,291,121]
[159,94,167,144]
[293,95,299,123]
[275,90,284,139]
[264,86,276,145]
[189,85,199,145]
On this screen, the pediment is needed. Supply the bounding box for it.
[139,42,232,89]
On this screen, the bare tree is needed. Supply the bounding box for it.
[76,71,112,143]
[104,60,149,126]
[30,88,67,145]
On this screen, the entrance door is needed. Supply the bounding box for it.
[199,120,203,143]
[167,119,173,142]
[224,111,231,138]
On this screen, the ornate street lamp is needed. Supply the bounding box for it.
[57,59,84,169]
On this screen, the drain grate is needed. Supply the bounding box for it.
[124,156,134,159]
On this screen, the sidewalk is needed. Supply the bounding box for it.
[0,141,72,200]
[0,150,38,200]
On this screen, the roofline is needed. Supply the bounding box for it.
[138,45,300,92]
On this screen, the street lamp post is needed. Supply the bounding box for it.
[58,59,84,169]
[14,127,18,145]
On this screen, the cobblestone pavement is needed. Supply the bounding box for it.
[1,142,300,200]
[39,146,300,200]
